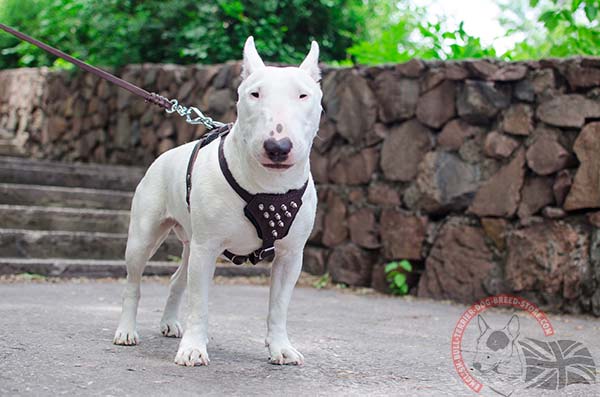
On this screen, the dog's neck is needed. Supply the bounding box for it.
[223,123,310,195]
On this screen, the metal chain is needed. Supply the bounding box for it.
[160,96,225,130]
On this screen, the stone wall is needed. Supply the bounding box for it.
[0,63,238,163]
[0,68,48,154]
[1,58,600,315]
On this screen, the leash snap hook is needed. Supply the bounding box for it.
[165,98,178,114]
[187,106,225,130]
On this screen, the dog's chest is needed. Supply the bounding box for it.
[192,182,314,259]
[214,194,308,257]
[222,208,263,255]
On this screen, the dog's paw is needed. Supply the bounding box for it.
[266,339,304,366]
[174,344,210,367]
[113,328,139,346]
[160,319,183,338]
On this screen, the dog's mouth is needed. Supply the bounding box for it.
[261,163,293,170]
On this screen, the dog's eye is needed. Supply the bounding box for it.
[299,94,308,100]
[250,92,260,99]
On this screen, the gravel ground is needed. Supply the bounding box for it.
[0,278,599,396]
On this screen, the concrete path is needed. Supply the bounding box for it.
[1,279,599,396]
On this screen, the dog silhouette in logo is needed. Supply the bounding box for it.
[472,314,523,396]
[471,314,596,396]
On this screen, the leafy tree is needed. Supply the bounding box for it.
[500,0,600,59]
[346,4,496,65]
[347,0,599,65]
[0,0,50,67]
[0,0,369,69]
[1,0,598,68]
[179,0,369,64]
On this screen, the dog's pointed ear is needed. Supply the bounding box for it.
[242,36,265,80]
[299,41,321,82]
[506,314,520,337]
[477,315,490,335]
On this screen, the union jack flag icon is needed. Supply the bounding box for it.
[519,338,596,390]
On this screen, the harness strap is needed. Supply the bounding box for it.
[218,136,253,203]
[186,125,308,266]
[185,141,203,211]
[184,125,254,264]
[185,125,231,209]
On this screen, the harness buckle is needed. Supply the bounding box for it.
[255,246,275,263]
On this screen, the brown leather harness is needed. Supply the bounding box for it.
[185,124,308,265]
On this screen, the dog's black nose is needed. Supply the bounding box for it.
[264,137,292,163]
[473,362,482,371]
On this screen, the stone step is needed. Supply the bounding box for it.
[0,258,270,278]
[0,156,145,191]
[0,204,130,233]
[0,183,133,210]
[0,139,24,156]
[0,228,180,261]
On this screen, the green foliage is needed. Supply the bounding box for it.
[417,21,497,60]
[312,272,330,289]
[347,4,496,65]
[0,0,369,69]
[1,0,598,69]
[502,0,600,59]
[180,0,369,65]
[347,0,599,65]
[18,272,47,280]
[384,259,412,295]
[0,0,50,67]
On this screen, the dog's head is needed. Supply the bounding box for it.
[235,36,323,172]
[472,314,520,374]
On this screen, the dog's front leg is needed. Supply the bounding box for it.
[174,240,218,367]
[265,250,304,365]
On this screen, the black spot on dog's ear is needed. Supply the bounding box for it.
[487,331,510,351]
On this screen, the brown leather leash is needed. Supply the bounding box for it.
[0,23,223,130]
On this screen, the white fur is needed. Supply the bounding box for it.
[113,37,323,367]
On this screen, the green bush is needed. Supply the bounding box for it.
[0,0,369,69]
[501,0,600,59]
[347,4,497,65]
[1,0,598,69]
[347,0,599,65]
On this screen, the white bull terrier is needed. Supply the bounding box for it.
[113,36,322,367]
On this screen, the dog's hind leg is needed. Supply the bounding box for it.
[113,215,174,346]
[160,224,189,338]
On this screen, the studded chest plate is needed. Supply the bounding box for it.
[186,125,309,265]
[244,191,304,246]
